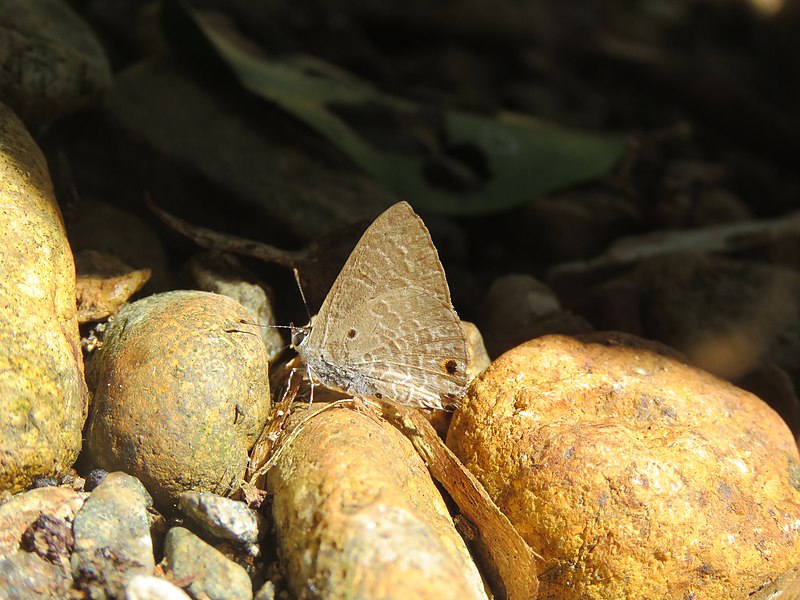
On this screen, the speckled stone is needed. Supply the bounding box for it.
[163,527,252,600]
[70,472,155,598]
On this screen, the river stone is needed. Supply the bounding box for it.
[124,574,193,600]
[268,406,489,600]
[631,252,800,380]
[0,551,73,598]
[0,486,87,560]
[85,291,270,510]
[163,527,252,600]
[0,101,88,494]
[71,472,155,598]
[179,491,261,545]
[448,333,800,598]
[0,0,111,126]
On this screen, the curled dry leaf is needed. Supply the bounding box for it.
[548,211,800,297]
[751,564,800,599]
[147,193,367,312]
[74,249,151,322]
[380,402,540,600]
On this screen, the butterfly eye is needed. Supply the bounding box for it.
[291,326,309,348]
[442,359,458,375]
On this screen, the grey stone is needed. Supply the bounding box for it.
[164,527,252,600]
[0,552,72,599]
[0,0,111,126]
[179,491,260,545]
[71,472,155,599]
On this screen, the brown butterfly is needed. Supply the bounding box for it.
[292,202,468,409]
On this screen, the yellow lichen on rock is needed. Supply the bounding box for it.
[448,333,800,598]
[0,101,88,493]
[268,405,489,600]
[85,291,270,510]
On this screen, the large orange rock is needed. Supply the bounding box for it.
[448,333,800,598]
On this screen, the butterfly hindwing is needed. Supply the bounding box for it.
[296,202,468,409]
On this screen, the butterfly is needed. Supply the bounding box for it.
[291,202,469,409]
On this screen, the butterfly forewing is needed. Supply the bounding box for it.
[295,202,469,409]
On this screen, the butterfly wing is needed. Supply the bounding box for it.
[297,202,469,408]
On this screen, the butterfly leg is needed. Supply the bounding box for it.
[304,363,317,405]
[246,366,301,486]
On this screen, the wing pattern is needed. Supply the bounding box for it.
[296,202,468,409]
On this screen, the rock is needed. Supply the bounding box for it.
[519,190,641,262]
[0,102,88,494]
[252,581,276,600]
[482,274,592,357]
[124,575,192,600]
[20,512,74,572]
[572,277,643,334]
[447,333,800,598]
[631,252,800,379]
[85,291,271,510]
[0,487,86,560]
[462,320,490,380]
[84,469,108,492]
[683,188,753,227]
[179,491,261,546]
[188,252,284,361]
[653,160,751,228]
[163,527,252,600]
[0,0,111,127]
[71,472,155,598]
[0,551,73,599]
[267,406,489,600]
[28,477,59,489]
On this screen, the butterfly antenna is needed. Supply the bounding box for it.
[293,267,312,323]
[226,319,295,332]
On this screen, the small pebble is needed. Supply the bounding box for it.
[71,472,155,598]
[29,477,59,489]
[84,469,108,492]
[179,491,261,545]
[253,580,276,600]
[124,574,192,600]
[164,527,253,600]
[0,552,73,597]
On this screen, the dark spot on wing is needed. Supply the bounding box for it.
[347,328,357,339]
[443,359,458,375]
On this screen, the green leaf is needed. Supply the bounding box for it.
[163,0,625,215]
